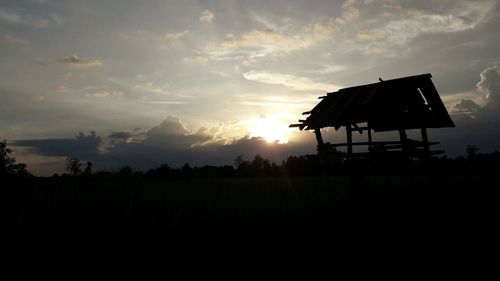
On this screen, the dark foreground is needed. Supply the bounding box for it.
[4,174,500,279]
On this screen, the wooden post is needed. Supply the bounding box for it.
[314,128,326,176]
[346,124,353,157]
[314,128,324,148]
[421,127,430,158]
[367,127,372,151]
[399,128,408,159]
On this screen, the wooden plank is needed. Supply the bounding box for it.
[329,141,401,147]
[328,141,438,148]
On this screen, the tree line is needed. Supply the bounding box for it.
[2,139,500,180]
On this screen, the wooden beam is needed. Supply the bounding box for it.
[351,123,363,134]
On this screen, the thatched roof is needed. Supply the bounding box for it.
[291,73,454,132]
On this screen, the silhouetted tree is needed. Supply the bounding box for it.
[118,166,133,177]
[234,154,245,168]
[84,161,93,175]
[1,140,15,177]
[65,157,82,176]
[1,140,31,177]
[181,163,192,178]
[466,145,479,159]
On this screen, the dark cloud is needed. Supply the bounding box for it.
[450,99,481,116]
[12,131,102,160]
[102,117,314,170]
[142,116,211,149]
[108,131,133,140]
[12,117,315,174]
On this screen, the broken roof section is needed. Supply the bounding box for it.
[291,73,455,132]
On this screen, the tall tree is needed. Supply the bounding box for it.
[65,157,83,176]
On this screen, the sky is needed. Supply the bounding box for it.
[1,0,500,175]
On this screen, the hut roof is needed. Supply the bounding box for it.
[292,73,455,132]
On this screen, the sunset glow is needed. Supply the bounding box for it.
[248,116,292,144]
[1,0,500,175]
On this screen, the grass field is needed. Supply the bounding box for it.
[4,174,500,279]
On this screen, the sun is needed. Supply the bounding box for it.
[248,116,292,144]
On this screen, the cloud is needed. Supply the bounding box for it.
[165,30,190,44]
[108,130,145,144]
[207,28,308,60]
[243,70,340,91]
[450,99,481,116]
[340,0,360,22]
[477,65,500,110]
[0,8,63,27]
[142,116,212,149]
[0,9,24,24]
[436,65,500,155]
[357,1,495,54]
[56,55,102,67]
[12,117,315,174]
[203,4,361,62]
[87,89,124,98]
[201,1,366,62]
[2,34,32,46]
[12,132,102,160]
[109,131,133,140]
[182,55,209,65]
[50,14,64,25]
[199,9,214,24]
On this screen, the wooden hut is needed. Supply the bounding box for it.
[290,74,454,160]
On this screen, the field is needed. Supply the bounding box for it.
[5,174,500,279]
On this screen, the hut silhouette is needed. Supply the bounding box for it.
[290,74,454,161]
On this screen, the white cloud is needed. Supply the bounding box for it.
[341,0,360,22]
[199,9,214,24]
[243,70,340,91]
[182,55,209,65]
[90,91,124,98]
[206,28,317,61]
[448,65,500,116]
[204,11,346,62]
[358,1,495,54]
[165,30,190,44]
[477,65,500,109]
